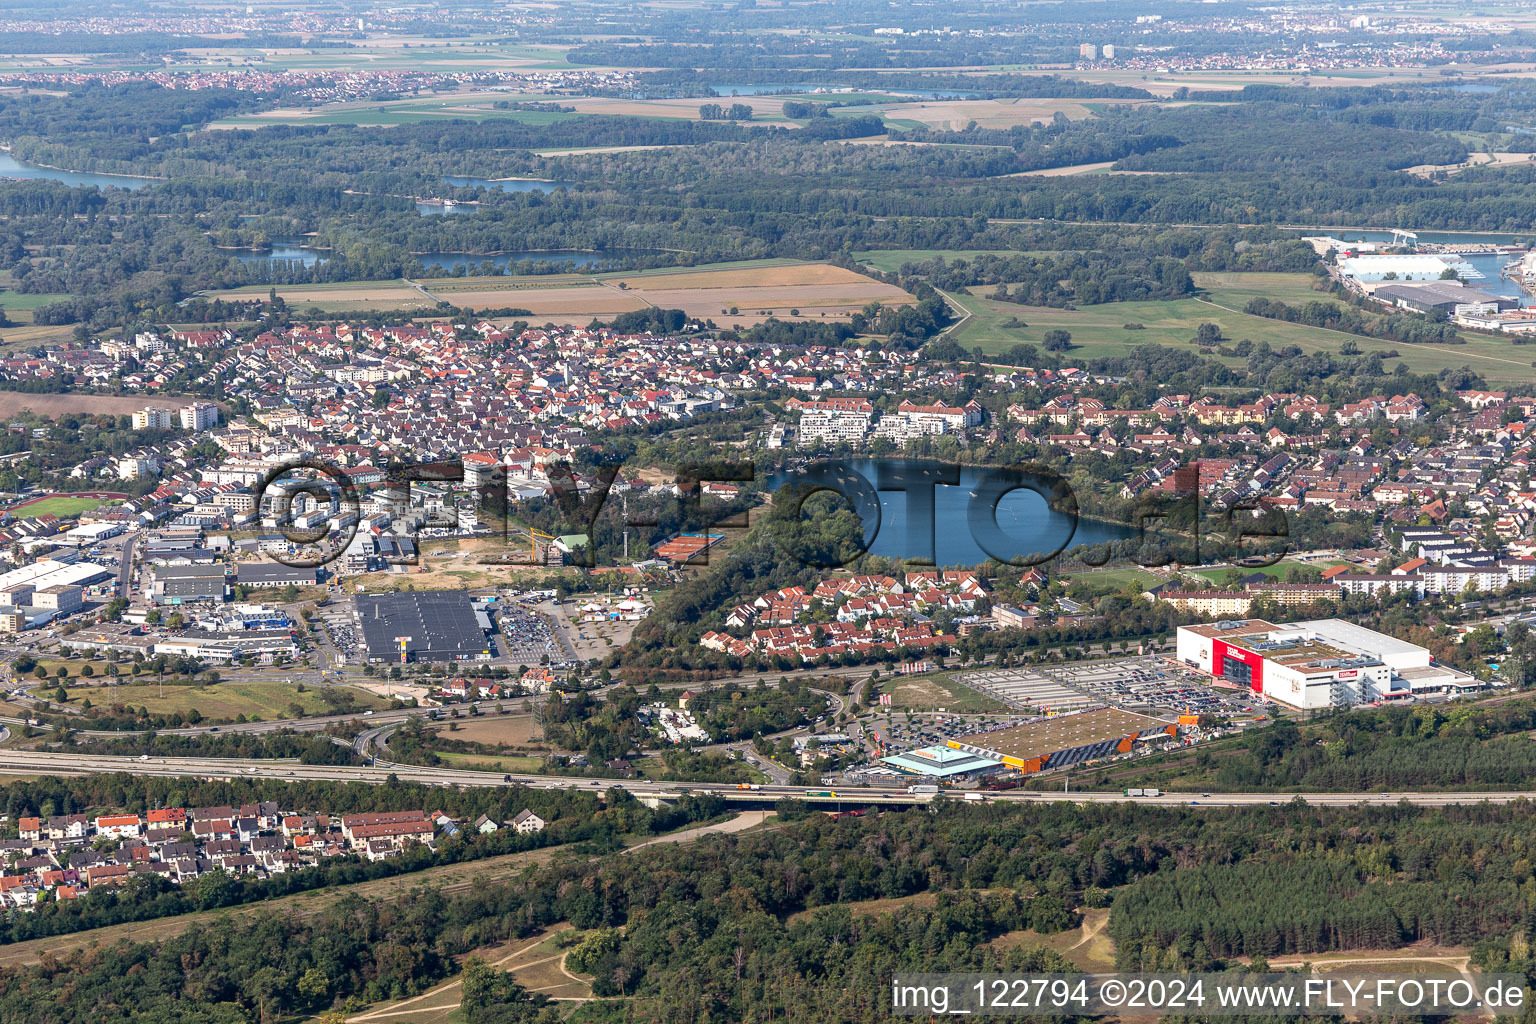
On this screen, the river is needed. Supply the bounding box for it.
[0,153,154,189]
[763,458,1136,568]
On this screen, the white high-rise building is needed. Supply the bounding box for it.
[181,402,219,431]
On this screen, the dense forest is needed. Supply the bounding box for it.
[1082,697,1536,792]
[6,78,1536,331]
[1,793,1535,1021]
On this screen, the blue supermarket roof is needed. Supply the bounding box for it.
[879,745,1000,778]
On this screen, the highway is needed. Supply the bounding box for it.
[0,750,1526,809]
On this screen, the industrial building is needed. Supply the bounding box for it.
[1372,281,1516,315]
[877,745,1002,781]
[1175,618,1476,708]
[946,706,1179,775]
[355,590,492,663]
[1338,253,1482,288]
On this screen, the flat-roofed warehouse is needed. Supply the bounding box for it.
[355,590,492,663]
[948,706,1176,775]
[1373,281,1516,314]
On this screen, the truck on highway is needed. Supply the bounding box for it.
[806,790,836,798]
[735,783,762,790]
[963,792,985,801]
[907,784,940,795]
[1124,788,1161,797]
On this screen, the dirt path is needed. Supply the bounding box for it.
[344,811,774,1022]
[1069,909,1109,950]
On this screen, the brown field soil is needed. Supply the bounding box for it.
[881,97,1138,129]
[609,263,871,290]
[202,282,428,310]
[1010,160,1116,177]
[427,714,544,747]
[433,262,914,322]
[990,908,1115,972]
[889,677,952,706]
[0,846,563,970]
[0,392,206,417]
[970,707,1168,761]
[563,95,799,121]
[1405,151,1536,178]
[427,282,648,315]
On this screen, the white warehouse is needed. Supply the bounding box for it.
[1175,618,1477,709]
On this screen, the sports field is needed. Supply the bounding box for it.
[882,672,1010,712]
[9,496,114,518]
[966,707,1168,761]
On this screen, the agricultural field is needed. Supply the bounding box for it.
[0,391,200,418]
[941,272,1536,383]
[869,96,1142,129]
[205,259,914,324]
[427,714,545,747]
[62,680,392,721]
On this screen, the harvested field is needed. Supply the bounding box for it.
[615,262,912,323]
[205,260,913,323]
[435,261,915,323]
[0,392,205,417]
[879,97,1137,130]
[967,707,1169,761]
[1009,160,1116,177]
[427,282,649,316]
[427,714,545,747]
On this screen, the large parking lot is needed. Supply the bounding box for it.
[499,601,569,667]
[867,711,1042,753]
[1049,656,1257,718]
[955,667,1098,713]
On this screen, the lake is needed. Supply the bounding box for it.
[763,459,1136,567]
[0,153,155,189]
[443,175,571,193]
[233,240,329,268]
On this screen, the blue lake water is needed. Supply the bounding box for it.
[0,153,154,189]
[764,459,1136,567]
[234,241,328,268]
[443,175,570,193]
